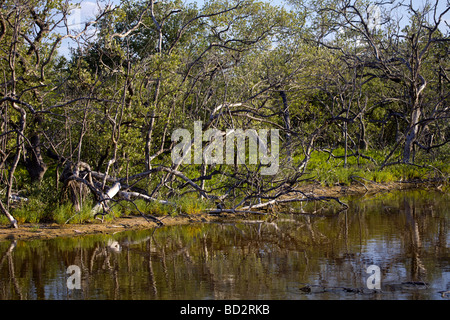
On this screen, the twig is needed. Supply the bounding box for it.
[206,208,268,215]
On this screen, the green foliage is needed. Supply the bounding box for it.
[146,200,177,216]
[11,199,46,224]
[175,194,211,215]
[52,202,94,224]
[52,203,75,224]
[302,148,448,187]
[0,0,448,228]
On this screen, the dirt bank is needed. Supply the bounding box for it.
[0,180,445,242]
[0,214,222,242]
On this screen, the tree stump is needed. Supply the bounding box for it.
[60,162,93,211]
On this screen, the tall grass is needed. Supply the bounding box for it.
[10,198,47,224]
[176,194,211,215]
[301,147,448,187]
[1,146,447,226]
[53,202,94,224]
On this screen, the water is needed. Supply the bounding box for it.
[0,189,448,300]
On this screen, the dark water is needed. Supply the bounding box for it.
[0,189,448,300]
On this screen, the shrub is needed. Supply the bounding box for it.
[176,194,210,215]
[11,198,46,224]
[147,200,175,216]
[52,202,94,224]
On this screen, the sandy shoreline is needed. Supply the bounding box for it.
[0,181,445,242]
[0,214,223,242]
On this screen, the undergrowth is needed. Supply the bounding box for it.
[0,146,448,225]
[301,147,449,187]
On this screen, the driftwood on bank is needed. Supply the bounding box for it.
[61,162,95,212]
[207,194,348,215]
[0,155,351,229]
[49,157,351,227]
[91,182,121,216]
[59,161,170,225]
[118,190,173,205]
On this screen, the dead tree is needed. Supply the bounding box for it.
[310,0,450,163]
[60,162,94,212]
[0,1,112,227]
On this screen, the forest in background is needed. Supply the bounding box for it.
[0,0,449,227]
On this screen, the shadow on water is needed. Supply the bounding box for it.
[0,189,448,300]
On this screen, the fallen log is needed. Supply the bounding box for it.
[9,194,29,202]
[118,190,174,205]
[239,199,278,211]
[238,196,349,211]
[210,195,348,215]
[122,166,211,199]
[88,166,211,199]
[0,191,29,202]
[206,208,268,215]
[91,182,121,216]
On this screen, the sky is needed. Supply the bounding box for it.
[58,0,449,57]
[57,1,103,57]
[57,0,293,56]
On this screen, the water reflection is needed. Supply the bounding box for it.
[0,190,448,300]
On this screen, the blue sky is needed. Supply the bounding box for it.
[58,0,449,57]
[58,0,289,56]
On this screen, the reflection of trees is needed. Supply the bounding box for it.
[356,191,447,287]
[0,240,22,299]
[0,191,447,299]
[404,197,426,281]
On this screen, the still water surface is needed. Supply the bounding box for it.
[0,189,448,300]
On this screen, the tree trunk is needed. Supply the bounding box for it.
[358,116,367,151]
[298,134,316,173]
[279,90,292,162]
[6,106,25,208]
[403,104,422,163]
[91,182,121,216]
[145,110,156,171]
[25,134,48,183]
[0,198,17,228]
[61,161,94,211]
